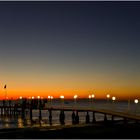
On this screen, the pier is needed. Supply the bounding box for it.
[0,99,140,126]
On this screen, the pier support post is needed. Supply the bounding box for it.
[104,114,108,125]
[9,106,11,116]
[39,99,42,124]
[9,100,11,116]
[72,111,76,124]
[39,108,42,123]
[22,99,27,120]
[22,106,25,119]
[30,99,34,125]
[30,108,32,124]
[9,106,12,116]
[135,120,139,124]
[123,117,127,125]
[3,100,6,116]
[86,111,90,124]
[59,110,65,125]
[75,111,79,124]
[49,109,52,125]
[1,107,3,116]
[14,104,17,117]
[92,112,96,124]
[6,106,9,116]
[111,115,114,125]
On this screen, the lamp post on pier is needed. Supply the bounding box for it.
[50,96,53,107]
[127,99,130,112]
[32,96,34,100]
[134,99,138,115]
[112,96,116,110]
[37,96,40,109]
[37,96,40,99]
[74,95,78,109]
[19,96,22,100]
[19,96,23,106]
[88,95,92,106]
[112,96,116,102]
[48,96,51,107]
[60,95,64,109]
[106,94,110,109]
[106,94,110,101]
[91,94,95,104]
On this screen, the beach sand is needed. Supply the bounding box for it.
[0,121,140,139]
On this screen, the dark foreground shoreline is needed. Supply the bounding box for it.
[0,122,140,139]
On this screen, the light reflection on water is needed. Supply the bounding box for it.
[0,117,18,129]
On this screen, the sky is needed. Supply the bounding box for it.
[0,1,140,99]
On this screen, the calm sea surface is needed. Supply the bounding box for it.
[0,99,139,129]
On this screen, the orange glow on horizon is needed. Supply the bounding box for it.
[0,87,140,100]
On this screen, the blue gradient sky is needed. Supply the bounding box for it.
[0,2,140,99]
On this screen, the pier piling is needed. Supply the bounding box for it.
[75,111,79,124]
[104,114,108,123]
[59,110,65,125]
[86,111,90,124]
[92,112,96,123]
[49,109,52,125]
[72,111,76,124]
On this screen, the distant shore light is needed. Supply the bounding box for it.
[51,96,53,99]
[37,96,40,99]
[32,96,34,99]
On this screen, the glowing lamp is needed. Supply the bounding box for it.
[134,99,138,104]
[112,96,116,101]
[48,96,51,99]
[60,95,64,99]
[107,94,110,98]
[88,95,91,99]
[37,96,40,99]
[74,95,78,99]
[19,96,22,99]
[91,94,95,98]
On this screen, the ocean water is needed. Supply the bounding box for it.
[0,99,139,129]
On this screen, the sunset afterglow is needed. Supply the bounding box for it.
[0,2,140,100]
